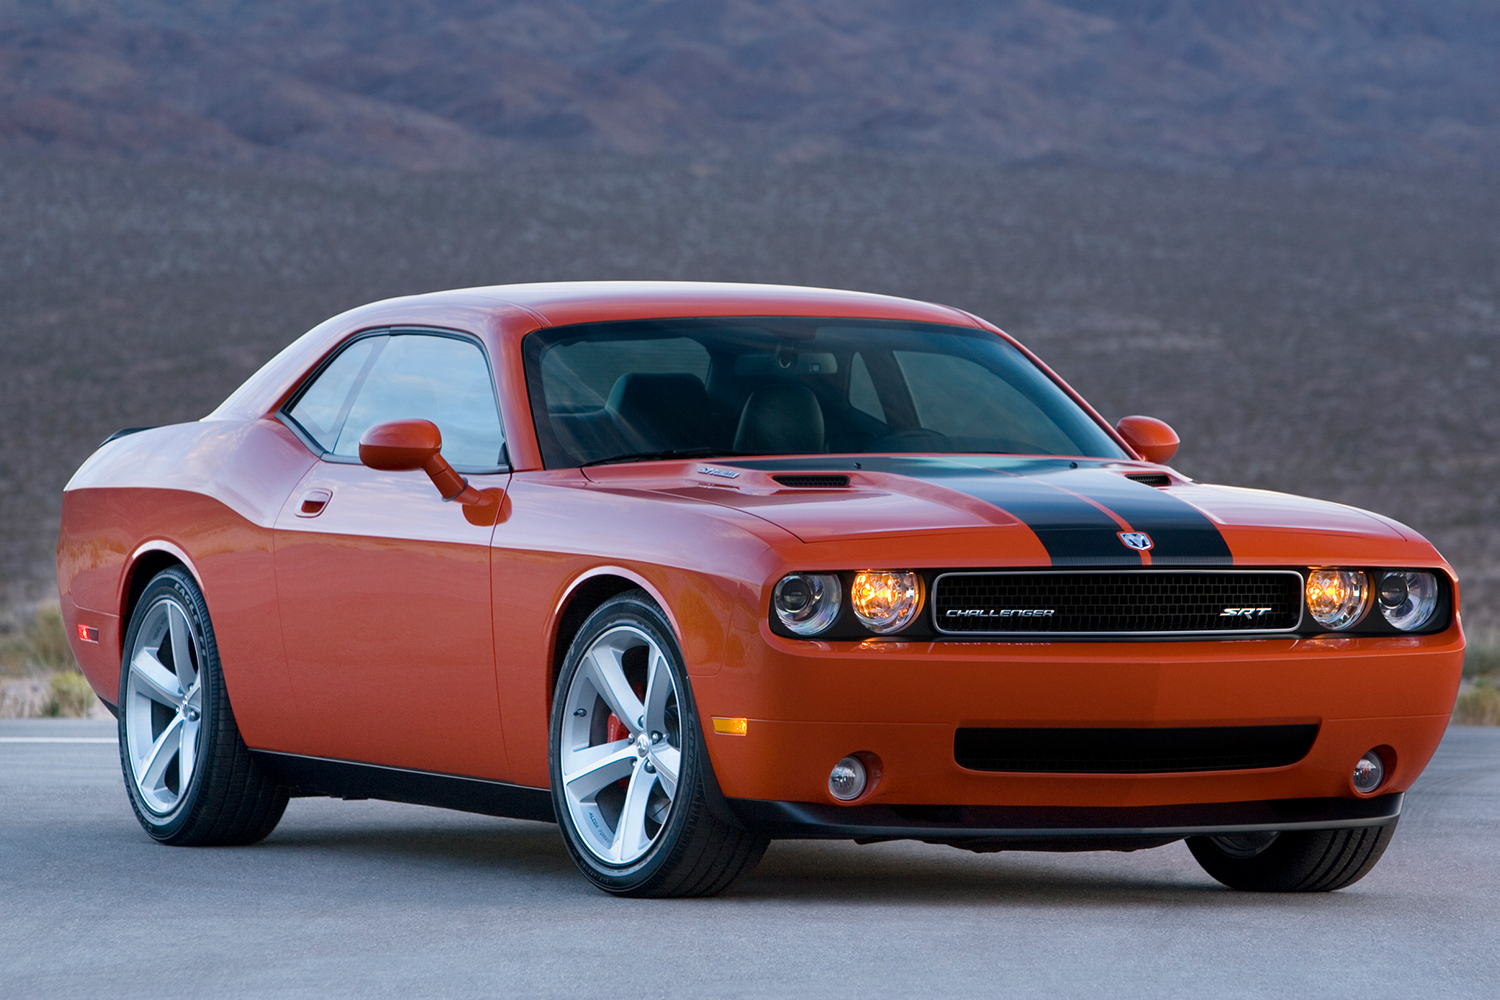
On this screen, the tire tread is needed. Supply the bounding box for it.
[1187,820,1397,892]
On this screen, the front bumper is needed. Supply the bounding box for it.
[695,626,1464,813]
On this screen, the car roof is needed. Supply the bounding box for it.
[395,280,981,334]
[207,280,993,426]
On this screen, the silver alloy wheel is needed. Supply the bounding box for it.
[123,595,204,815]
[558,624,682,865]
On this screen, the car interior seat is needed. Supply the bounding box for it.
[733,383,825,454]
[606,373,714,453]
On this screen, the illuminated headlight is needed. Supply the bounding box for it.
[1378,571,1439,631]
[772,573,842,636]
[1306,569,1369,630]
[850,570,922,634]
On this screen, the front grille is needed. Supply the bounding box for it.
[933,570,1302,635]
[954,725,1319,773]
[772,474,851,488]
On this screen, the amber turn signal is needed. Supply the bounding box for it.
[1306,569,1369,630]
[850,570,922,634]
[712,717,749,736]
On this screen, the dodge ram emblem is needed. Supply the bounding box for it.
[1118,531,1153,551]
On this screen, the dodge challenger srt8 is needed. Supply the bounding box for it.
[57,281,1465,897]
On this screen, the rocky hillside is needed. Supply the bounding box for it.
[1,0,1496,171]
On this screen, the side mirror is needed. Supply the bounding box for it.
[1115,415,1179,464]
[358,419,503,525]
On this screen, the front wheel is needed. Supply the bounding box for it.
[119,567,288,845]
[1186,822,1398,892]
[549,591,767,897]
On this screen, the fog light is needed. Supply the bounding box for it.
[772,573,842,636]
[1306,569,1369,630]
[1352,751,1385,794]
[1378,571,1439,631]
[850,570,922,634]
[829,755,868,801]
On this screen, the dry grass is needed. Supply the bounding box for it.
[0,603,76,675]
[1454,681,1500,726]
[42,670,98,718]
[0,601,99,717]
[1463,632,1500,678]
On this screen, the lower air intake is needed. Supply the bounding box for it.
[954,724,1320,774]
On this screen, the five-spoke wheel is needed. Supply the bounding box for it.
[557,623,683,864]
[123,593,206,815]
[119,567,288,845]
[549,591,767,896]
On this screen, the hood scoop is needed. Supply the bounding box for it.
[772,473,851,489]
[1124,472,1172,488]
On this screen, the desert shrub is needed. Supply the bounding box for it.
[44,670,98,717]
[1453,681,1500,726]
[24,604,75,672]
[2,604,76,675]
[1463,634,1500,678]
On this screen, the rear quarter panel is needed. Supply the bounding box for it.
[58,418,314,746]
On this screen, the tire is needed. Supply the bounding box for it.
[118,567,288,846]
[549,591,768,897]
[1186,821,1398,892]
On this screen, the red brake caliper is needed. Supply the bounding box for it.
[606,683,646,788]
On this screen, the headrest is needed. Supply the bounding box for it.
[733,383,824,455]
[606,373,712,452]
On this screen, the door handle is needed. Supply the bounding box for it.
[296,488,332,517]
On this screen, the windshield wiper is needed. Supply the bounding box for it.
[579,447,749,468]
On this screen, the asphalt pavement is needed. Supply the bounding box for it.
[2,718,1497,999]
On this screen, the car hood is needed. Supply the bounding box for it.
[580,455,1435,567]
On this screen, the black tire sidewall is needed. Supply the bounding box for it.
[117,568,221,842]
[548,592,706,894]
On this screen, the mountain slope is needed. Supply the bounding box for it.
[1,0,1496,170]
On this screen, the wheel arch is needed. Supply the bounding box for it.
[121,542,202,632]
[548,569,677,704]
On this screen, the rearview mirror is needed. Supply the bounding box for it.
[358,419,503,525]
[1115,415,1179,464]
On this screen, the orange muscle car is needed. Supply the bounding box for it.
[57,281,1465,896]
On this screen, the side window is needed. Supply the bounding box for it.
[289,333,506,470]
[287,337,380,452]
[847,352,886,422]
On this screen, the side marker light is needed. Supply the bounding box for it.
[77,625,99,643]
[712,717,749,736]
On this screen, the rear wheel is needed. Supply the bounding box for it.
[119,567,288,845]
[549,591,767,897]
[1186,822,1398,892]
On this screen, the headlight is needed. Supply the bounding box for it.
[1306,569,1369,630]
[772,573,842,636]
[850,570,922,634]
[1378,571,1439,631]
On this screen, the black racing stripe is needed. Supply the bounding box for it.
[725,455,1231,566]
[1030,469,1232,565]
[917,467,1142,567]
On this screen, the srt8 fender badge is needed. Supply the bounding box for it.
[1118,531,1153,551]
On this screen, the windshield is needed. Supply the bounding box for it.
[523,317,1127,468]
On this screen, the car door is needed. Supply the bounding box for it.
[272,329,512,779]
